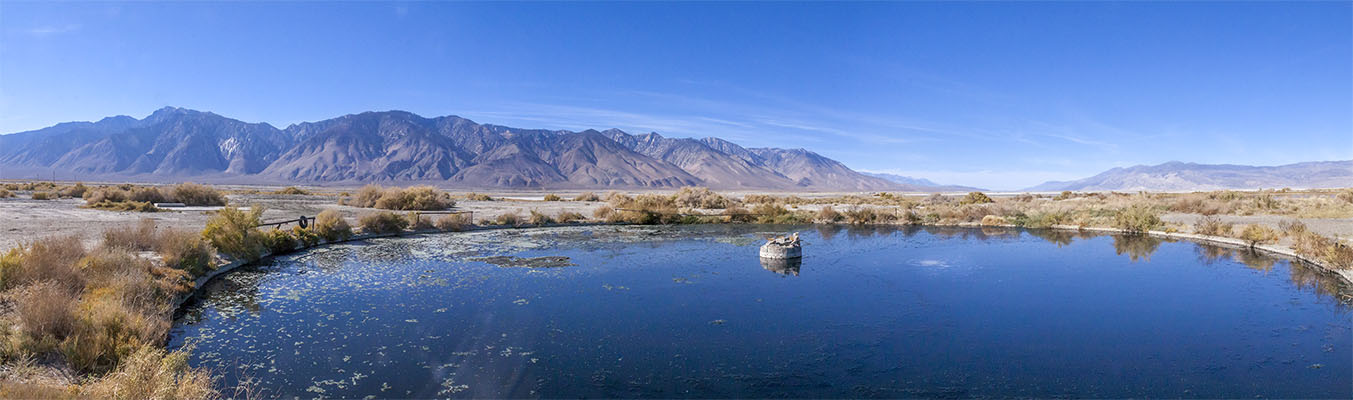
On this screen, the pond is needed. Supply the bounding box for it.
[169,225,1352,398]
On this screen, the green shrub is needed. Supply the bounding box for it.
[262,229,296,254]
[959,191,994,205]
[357,211,408,234]
[543,194,561,201]
[290,226,320,247]
[313,209,352,241]
[573,192,600,202]
[201,206,266,261]
[1113,205,1162,234]
[1238,224,1279,248]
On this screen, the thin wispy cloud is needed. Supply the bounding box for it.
[24,24,81,37]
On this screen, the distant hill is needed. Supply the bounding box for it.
[861,172,985,192]
[1024,161,1353,192]
[0,107,898,191]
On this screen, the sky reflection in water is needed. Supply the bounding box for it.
[170,225,1352,398]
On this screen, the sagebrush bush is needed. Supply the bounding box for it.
[557,211,585,223]
[375,186,454,211]
[573,192,600,202]
[358,211,408,234]
[815,206,842,223]
[1238,224,1279,248]
[405,212,435,231]
[313,209,352,241]
[1113,205,1162,234]
[1278,219,1308,237]
[528,210,555,225]
[1338,190,1353,204]
[844,207,896,225]
[58,183,87,199]
[435,213,472,231]
[201,206,266,261]
[274,186,309,195]
[263,229,297,253]
[0,188,13,198]
[608,194,681,224]
[86,200,160,212]
[345,184,385,208]
[154,228,215,277]
[31,192,53,200]
[15,281,77,339]
[494,213,522,227]
[980,215,1007,226]
[102,219,159,252]
[1193,216,1233,237]
[543,194,562,201]
[0,234,87,293]
[674,187,732,209]
[959,191,994,205]
[169,183,226,206]
[464,192,493,201]
[593,206,615,221]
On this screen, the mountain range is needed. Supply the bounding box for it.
[1024,161,1352,192]
[0,107,899,191]
[2,107,1347,192]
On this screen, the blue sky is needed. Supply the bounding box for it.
[2,2,1349,189]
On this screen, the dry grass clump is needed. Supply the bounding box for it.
[86,200,160,212]
[741,194,779,205]
[313,209,352,241]
[0,189,13,198]
[674,187,733,209]
[528,210,556,225]
[30,192,53,200]
[434,213,472,232]
[1238,224,1279,248]
[1338,190,1353,204]
[154,228,215,277]
[201,206,266,261]
[463,192,494,201]
[494,213,523,227]
[543,194,562,201]
[169,183,226,207]
[102,219,160,252]
[843,207,896,225]
[1112,205,1162,234]
[357,211,408,234]
[593,206,616,221]
[78,345,216,399]
[1292,230,1353,270]
[608,194,682,224]
[262,229,297,254]
[557,212,585,223]
[0,235,87,293]
[15,282,77,339]
[815,206,842,223]
[573,192,600,202]
[980,215,1008,226]
[1193,216,1234,237]
[273,186,309,195]
[58,183,88,199]
[343,184,454,211]
[404,212,435,231]
[750,203,810,224]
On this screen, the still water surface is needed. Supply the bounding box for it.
[170,225,1352,398]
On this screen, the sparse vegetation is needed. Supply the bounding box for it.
[1113,205,1162,234]
[463,192,493,201]
[357,211,408,234]
[434,213,472,231]
[1193,216,1233,237]
[573,192,600,202]
[0,189,12,198]
[528,210,556,225]
[494,213,522,227]
[557,211,585,223]
[313,209,353,241]
[30,192,53,200]
[674,187,733,209]
[201,206,266,261]
[543,194,562,201]
[815,206,842,223]
[170,183,227,206]
[274,186,310,195]
[1238,224,1279,248]
[342,184,454,210]
[959,191,994,205]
